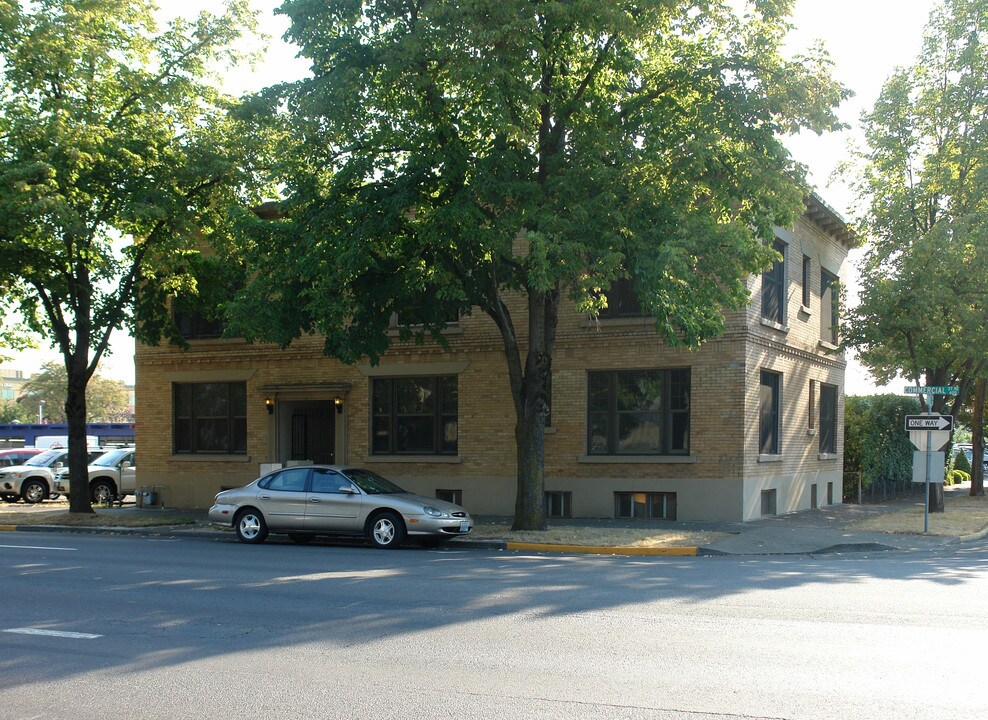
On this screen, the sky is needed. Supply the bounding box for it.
[3,0,939,395]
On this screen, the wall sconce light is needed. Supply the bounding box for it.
[334,396,344,414]
[265,398,274,415]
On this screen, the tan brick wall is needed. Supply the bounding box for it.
[136,211,851,521]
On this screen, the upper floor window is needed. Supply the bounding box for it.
[173,382,247,454]
[762,239,786,325]
[801,255,812,307]
[819,383,838,454]
[599,276,643,318]
[759,371,781,455]
[820,270,839,344]
[371,376,458,455]
[587,368,690,455]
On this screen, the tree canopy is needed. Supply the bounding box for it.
[17,361,131,423]
[229,0,847,529]
[0,0,269,512]
[844,0,988,495]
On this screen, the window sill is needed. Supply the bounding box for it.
[818,340,839,352]
[364,455,463,464]
[578,455,696,464]
[170,454,251,462]
[760,318,789,333]
[581,316,656,329]
[818,453,839,461]
[386,323,463,337]
[758,454,783,463]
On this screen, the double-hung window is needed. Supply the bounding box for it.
[371,376,458,455]
[587,368,690,455]
[173,382,247,454]
[819,383,838,454]
[599,276,643,318]
[762,239,786,325]
[820,269,839,344]
[759,371,782,455]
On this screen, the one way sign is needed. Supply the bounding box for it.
[904,414,953,432]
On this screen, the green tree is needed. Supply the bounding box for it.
[0,399,34,424]
[0,0,268,513]
[17,361,131,423]
[844,395,920,502]
[229,0,847,529]
[845,0,988,501]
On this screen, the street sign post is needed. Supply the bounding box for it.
[903,387,957,534]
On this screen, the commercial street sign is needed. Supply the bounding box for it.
[904,415,953,432]
[904,386,960,395]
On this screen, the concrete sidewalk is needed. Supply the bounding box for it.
[3,488,986,556]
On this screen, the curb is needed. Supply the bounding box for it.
[505,541,697,556]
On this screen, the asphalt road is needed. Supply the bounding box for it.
[1,532,986,720]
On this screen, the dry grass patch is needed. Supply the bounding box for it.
[469,521,726,548]
[845,492,988,537]
[0,503,196,528]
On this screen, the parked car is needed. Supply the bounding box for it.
[0,447,105,503]
[52,447,136,504]
[0,448,42,467]
[209,466,474,548]
[956,444,988,472]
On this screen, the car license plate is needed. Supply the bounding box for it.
[459,521,469,532]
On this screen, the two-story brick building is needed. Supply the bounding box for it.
[134,194,855,521]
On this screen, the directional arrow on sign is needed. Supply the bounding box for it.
[904,414,953,432]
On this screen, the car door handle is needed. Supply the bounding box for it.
[308,498,321,503]
[260,495,271,499]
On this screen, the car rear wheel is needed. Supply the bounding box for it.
[235,508,268,544]
[90,480,115,505]
[369,511,405,549]
[22,480,47,504]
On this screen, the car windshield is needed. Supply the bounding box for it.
[24,450,63,466]
[92,449,130,467]
[344,469,407,495]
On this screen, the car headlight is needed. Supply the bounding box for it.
[423,505,446,518]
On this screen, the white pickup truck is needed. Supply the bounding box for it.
[53,447,137,504]
[0,447,106,503]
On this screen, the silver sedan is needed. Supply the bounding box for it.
[209,465,473,548]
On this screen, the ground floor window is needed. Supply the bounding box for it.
[173,382,247,454]
[371,376,458,455]
[587,368,690,455]
[545,491,572,519]
[614,491,677,520]
[759,371,781,455]
[436,488,462,505]
[819,383,838,454]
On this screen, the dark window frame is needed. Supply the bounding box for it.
[819,383,838,455]
[599,276,644,319]
[173,382,247,455]
[587,368,690,456]
[762,239,786,324]
[801,255,812,307]
[759,371,782,455]
[820,269,839,344]
[371,376,458,456]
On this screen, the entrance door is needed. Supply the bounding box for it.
[286,402,335,465]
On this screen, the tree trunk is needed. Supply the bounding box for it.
[971,378,986,497]
[65,354,95,514]
[928,481,944,513]
[513,393,547,531]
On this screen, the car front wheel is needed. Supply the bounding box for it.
[369,511,405,549]
[22,480,47,504]
[234,509,268,544]
[91,481,115,505]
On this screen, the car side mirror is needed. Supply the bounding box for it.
[54,462,63,470]
[338,485,358,495]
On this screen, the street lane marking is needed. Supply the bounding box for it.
[0,543,77,551]
[4,628,102,639]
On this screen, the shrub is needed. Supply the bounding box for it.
[946,469,970,486]
[953,448,972,474]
